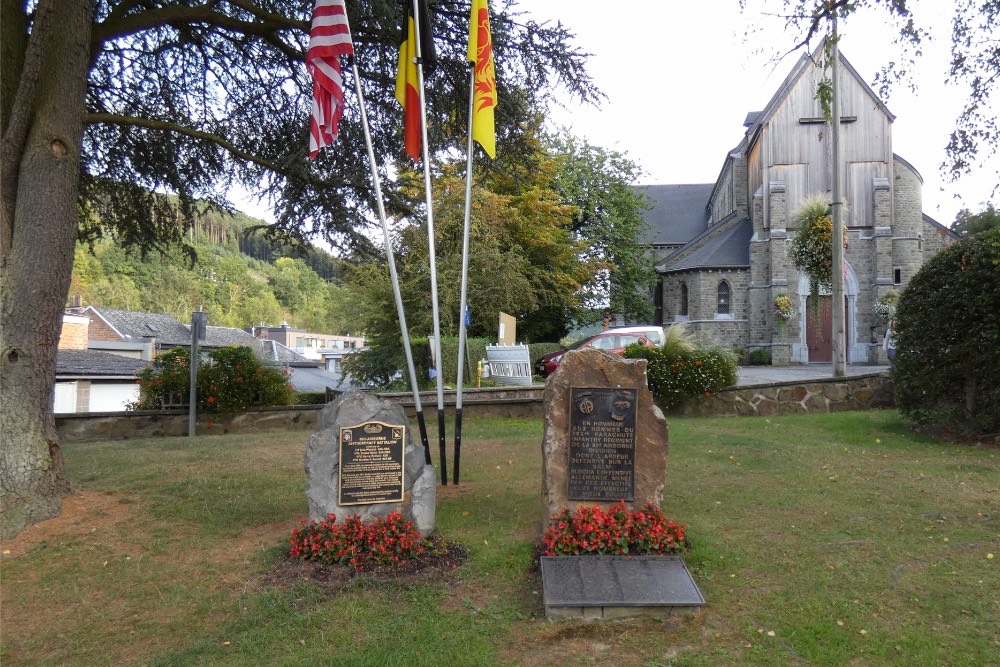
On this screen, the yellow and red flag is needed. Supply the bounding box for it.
[395,0,435,161]
[467,0,496,158]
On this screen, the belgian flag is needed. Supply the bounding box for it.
[395,0,436,162]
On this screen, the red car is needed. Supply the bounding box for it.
[534,331,655,377]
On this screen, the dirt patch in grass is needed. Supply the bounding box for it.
[0,490,139,559]
[437,480,480,500]
[259,536,469,596]
[910,423,1000,449]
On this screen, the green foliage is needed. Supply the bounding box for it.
[893,227,1000,432]
[548,131,657,323]
[345,336,495,391]
[624,343,739,409]
[747,348,772,366]
[953,205,1000,238]
[132,346,294,413]
[295,392,328,406]
[70,234,357,334]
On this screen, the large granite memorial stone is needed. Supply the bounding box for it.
[541,347,668,528]
[306,388,436,536]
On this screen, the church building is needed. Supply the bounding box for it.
[640,47,958,364]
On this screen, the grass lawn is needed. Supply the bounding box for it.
[2,410,997,666]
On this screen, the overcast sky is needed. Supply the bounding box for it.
[234,1,996,229]
[528,0,998,226]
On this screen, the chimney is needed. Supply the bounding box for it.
[58,314,90,351]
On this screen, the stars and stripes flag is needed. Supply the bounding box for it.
[307,0,354,158]
[467,0,496,158]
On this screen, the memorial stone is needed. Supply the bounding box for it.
[541,347,668,528]
[306,388,436,536]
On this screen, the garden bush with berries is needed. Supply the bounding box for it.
[542,502,686,556]
[131,345,294,412]
[288,511,426,569]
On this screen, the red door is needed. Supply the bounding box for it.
[806,296,832,362]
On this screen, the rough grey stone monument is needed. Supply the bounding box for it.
[541,347,668,529]
[306,388,436,536]
[539,348,702,620]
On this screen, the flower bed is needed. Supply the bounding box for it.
[542,501,687,556]
[289,511,426,569]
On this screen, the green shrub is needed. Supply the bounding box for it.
[747,348,771,366]
[296,392,328,405]
[132,345,294,413]
[893,227,1000,432]
[624,343,739,409]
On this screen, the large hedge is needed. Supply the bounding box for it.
[623,343,739,409]
[893,227,1000,432]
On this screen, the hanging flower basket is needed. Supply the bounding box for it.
[773,293,794,336]
[873,290,899,323]
[788,195,847,312]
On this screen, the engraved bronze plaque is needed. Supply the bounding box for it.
[338,421,405,506]
[567,387,637,501]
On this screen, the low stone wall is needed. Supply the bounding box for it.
[57,405,321,443]
[57,374,892,443]
[673,372,893,417]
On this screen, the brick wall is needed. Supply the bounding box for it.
[58,315,90,350]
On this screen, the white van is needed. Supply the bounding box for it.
[605,325,665,347]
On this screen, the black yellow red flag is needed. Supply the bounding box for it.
[395,0,435,161]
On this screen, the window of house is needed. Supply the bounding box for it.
[893,267,902,285]
[296,337,305,347]
[680,283,689,316]
[717,281,731,315]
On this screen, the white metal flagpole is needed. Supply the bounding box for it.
[348,54,432,464]
[453,61,477,485]
[410,0,447,484]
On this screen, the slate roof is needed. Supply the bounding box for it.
[635,184,713,245]
[287,366,351,393]
[658,215,753,272]
[82,307,316,366]
[56,350,149,378]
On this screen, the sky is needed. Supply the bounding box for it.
[526,0,997,226]
[235,0,997,229]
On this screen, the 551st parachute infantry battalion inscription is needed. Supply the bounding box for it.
[338,421,405,506]
[567,388,637,501]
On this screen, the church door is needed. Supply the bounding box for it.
[805,296,833,362]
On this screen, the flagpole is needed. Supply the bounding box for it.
[410,0,447,484]
[453,62,478,485]
[348,56,432,464]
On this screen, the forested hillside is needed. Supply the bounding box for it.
[69,208,357,334]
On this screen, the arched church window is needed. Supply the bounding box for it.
[680,283,689,316]
[717,281,731,315]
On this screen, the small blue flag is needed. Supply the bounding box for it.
[464,304,471,327]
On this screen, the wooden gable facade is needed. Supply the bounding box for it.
[648,46,958,365]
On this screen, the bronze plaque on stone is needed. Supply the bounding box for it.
[338,421,406,506]
[567,388,637,501]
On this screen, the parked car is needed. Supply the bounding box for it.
[605,325,666,347]
[534,331,656,377]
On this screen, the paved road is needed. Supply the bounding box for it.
[736,364,889,387]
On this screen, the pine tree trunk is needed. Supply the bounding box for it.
[1,0,94,540]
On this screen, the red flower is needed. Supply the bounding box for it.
[207,396,215,404]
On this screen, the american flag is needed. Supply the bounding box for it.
[307,0,354,158]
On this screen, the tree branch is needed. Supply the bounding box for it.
[92,1,307,57]
[84,111,336,188]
